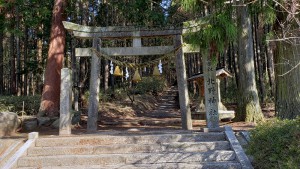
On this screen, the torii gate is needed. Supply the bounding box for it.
[61,21,197,133]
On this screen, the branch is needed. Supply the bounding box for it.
[278,46,300,77]
[266,37,300,43]
[225,0,258,6]
[278,61,300,76]
[272,0,299,15]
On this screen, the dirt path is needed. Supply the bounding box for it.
[30,87,258,136]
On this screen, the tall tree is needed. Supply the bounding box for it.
[0,13,4,95]
[236,1,264,122]
[272,0,300,119]
[182,0,236,127]
[39,0,66,117]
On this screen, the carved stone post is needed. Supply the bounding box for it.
[203,55,219,128]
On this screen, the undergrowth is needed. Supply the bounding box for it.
[0,95,41,115]
[247,117,300,169]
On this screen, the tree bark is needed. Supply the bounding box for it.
[10,33,16,95]
[23,26,28,96]
[232,43,239,87]
[36,25,44,95]
[253,13,265,103]
[266,39,275,95]
[16,6,21,96]
[236,2,264,123]
[275,41,300,119]
[71,38,79,111]
[0,28,3,95]
[39,0,66,117]
[274,0,300,119]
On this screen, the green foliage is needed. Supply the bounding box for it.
[251,0,277,25]
[0,95,41,115]
[96,0,165,27]
[182,1,237,56]
[247,118,300,169]
[181,0,199,12]
[135,76,167,95]
[220,79,237,103]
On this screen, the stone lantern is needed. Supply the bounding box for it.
[188,68,235,120]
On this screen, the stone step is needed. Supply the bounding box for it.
[17,161,241,169]
[35,133,226,147]
[138,119,181,126]
[158,100,176,103]
[27,141,230,156]
[18,151,236,167]
[158,103,177,107]
[143,114,180,118]
[160,97,177,101]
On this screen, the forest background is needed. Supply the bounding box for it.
[0,0,299,123]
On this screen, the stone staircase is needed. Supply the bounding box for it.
[134,86,181,127]
[15,130,243,169]
[101,86,182,129]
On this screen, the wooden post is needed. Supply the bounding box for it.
[87,38,101,132]
[203,55,219,128]
[174,35,192,130]
[59,68,72,136]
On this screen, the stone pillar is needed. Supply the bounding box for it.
[59,68,72,136]
[174,35,192,130]
[87,38,101,133]
[133,31,141,47]
[203,55,219,128]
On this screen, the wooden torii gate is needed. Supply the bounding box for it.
[62,21,196,133]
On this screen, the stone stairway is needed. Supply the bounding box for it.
[100,86,182,129]
[133,86,181,127]
[152,86,180,117]
[15,130,243,169]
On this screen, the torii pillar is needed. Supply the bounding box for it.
[174,35,193,130]
[87,38,101,132]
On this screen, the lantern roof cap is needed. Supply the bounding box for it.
[188,68,232,81]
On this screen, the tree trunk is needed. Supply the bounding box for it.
[0,29,3,95]
[78,0,89,105]
[36,25,44,95]
[16,6,21,96]
[236,3,264,123]
[232,44,239,87]
[23,26,28,96]
[253,14,265,103]
[275,41,300,119]
[266,41,275,95]
[39,0,66,117]
[10,33,16,95]
[71,38,79,111]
